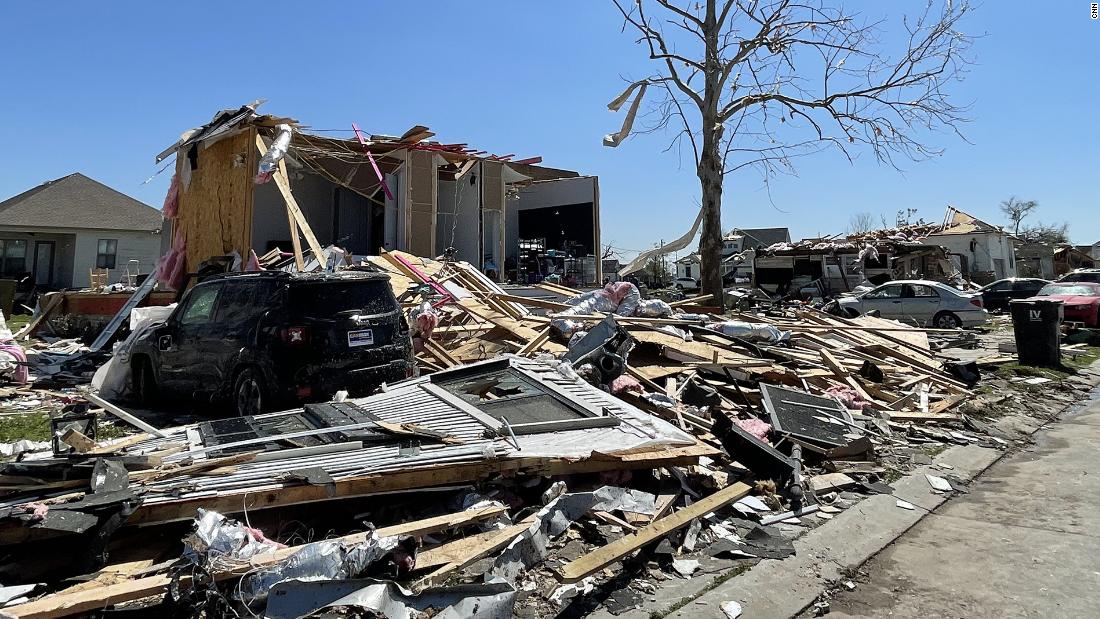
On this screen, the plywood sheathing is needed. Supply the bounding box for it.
[480,160,506,281]
[174,127,256,273]
[406,149,438,256]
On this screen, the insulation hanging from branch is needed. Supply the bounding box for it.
[603,81,648,148]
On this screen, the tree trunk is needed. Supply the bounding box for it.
[697,0,725,306]
[698,131,724,304]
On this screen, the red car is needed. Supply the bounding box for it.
[1033,282,1100,327]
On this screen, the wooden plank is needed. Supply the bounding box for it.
[517,326,551,356]
[415,526,526,571]
[255,134,326,264]
[495,293,571,311]
[668,293,714,308]
[887,411,961,422]
[414,516,534,590]
[557,482,752,583]
[16,293,63,338]
[0,506,509,619]
[284,192,305,270]
[84,393,166,438]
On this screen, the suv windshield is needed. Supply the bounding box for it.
[1038,284,1100,296]
[289,279,397,317]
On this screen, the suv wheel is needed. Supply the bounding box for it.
[233,368,267,416]
[132,357,158,406]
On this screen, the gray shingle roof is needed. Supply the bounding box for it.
[0,173,162,231]
[729,227,791,248]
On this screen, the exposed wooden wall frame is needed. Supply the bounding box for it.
[480,160,506,282]
[405,149,437,257]
[174,127,256,273]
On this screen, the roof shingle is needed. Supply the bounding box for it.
[0,173,162,231]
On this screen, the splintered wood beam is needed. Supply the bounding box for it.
[413,518,534,590]
[255,134,325,266]
[557,482,752,583]
[517,326,551,356]
[0,506,509,619]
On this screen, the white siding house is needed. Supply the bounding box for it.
[927,207,1017,284]
[0,174,163,288]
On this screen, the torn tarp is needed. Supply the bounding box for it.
[265,579,516,619]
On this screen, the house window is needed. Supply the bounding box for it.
[96,239,118,269]
[0,240,27,278]
[685,265,693,278]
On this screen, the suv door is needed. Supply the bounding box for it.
[902,283,940,325]
[201,279,267,396]
[983,280,1013,310]
[860,283,904,317]
[1012,279,1044,300]
[157,281,223,397]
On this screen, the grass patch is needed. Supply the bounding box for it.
[994,363,1071,381]
[0,412,52,443]
[5,313,30,333]
[0,412,131,447]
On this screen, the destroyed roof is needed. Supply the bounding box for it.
[157,101,574,194]
[726,227,791,247]
[931,206,1006,236]
[0,173,163,232]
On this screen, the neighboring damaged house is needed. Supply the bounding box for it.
[158,102,601,284]
[677,227,791,281]
[1015,242,1055,279]
[0,173,163,289]
[1054,245,1095,276]
[926,207,1017,284]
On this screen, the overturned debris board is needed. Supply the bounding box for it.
[87,274,157,352]
[84,393,167,438]
[557,482,751,583]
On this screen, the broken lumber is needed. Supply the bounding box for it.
[83,393,167,438]
[0,505,509,619]
[557,482,751,583]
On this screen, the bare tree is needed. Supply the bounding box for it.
[848,212,876,235]
[1020,221,1069,245]
[607,0,973,300]
[999,196,1038,236]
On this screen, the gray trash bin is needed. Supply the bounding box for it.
[1009,298,1062,366]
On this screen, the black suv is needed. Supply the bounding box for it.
[129,270,412,415]
[977,277,1050,312]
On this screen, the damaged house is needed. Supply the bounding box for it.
[926,207,1017,284]
[158,102,601,285]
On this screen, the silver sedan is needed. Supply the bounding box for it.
[836,280,989,328]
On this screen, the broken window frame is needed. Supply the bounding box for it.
[426,357,621,436]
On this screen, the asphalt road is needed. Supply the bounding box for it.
[811,390,1100,618]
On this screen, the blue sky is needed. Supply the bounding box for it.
[1,1,1097,260]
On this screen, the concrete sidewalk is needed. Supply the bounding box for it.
[812,394,1100,618]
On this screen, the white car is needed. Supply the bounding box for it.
[836,280,989,328]
[673,277,700,291]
